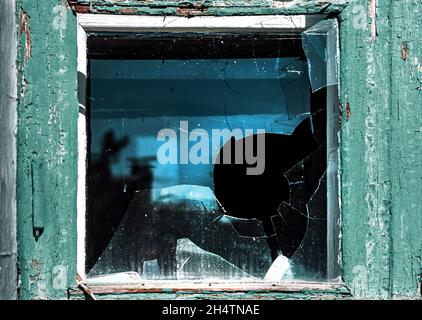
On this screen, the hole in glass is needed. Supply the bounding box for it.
[84,24,340,283]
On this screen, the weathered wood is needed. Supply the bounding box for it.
[68,0,349,15]
[14,0,422,299]
[16,0,78,300]
[389,0,422,298]
[71,280,350,294]
[340,0,422,299]
[68,280,351,300]
[0,0,18,300]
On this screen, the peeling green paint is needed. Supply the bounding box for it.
[339,0,422,299]
[339,1,393,299]
[16,0,78,300]
[389,0,422,298]
[15,0,422,300]
[70,0,349,15]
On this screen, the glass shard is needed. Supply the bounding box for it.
[301,19,338,92]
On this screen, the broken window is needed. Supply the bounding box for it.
[84,18,340,283]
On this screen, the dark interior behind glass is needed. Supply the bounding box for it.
[85,32,339,281]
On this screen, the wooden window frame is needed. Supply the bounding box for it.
[76,13,346,295]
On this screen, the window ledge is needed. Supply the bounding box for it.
[69,280,351,299]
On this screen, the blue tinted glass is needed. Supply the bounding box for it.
[86,33,338,282]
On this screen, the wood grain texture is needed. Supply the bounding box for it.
[339,0,422,299]
[0,0,18,300]
[16,0,78,300]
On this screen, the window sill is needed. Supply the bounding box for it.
[68,280,351,300]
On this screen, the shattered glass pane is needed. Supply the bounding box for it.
[301,19,339,92]
[89,189,272,279]
[86,26,340,282]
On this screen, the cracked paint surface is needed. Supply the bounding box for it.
[16,0,78,300]
[14,0,422,299]
[68,0,350,15]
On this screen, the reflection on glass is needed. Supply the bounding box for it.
[86,32,339,282]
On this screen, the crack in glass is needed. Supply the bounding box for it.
[86,23,340,282]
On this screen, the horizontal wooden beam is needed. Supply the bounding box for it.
[68,0,349,16]
[69,280,350,296]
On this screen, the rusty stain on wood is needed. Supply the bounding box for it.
[118,8,139,15]
[31,259,42,268]
[401,42,410,61]
[68,0,90,13]
[346,102,351,120]
[72,4,90,13]
[19,10,31,66]
[76,274,97,300]
[176,7,208,17]
[339,102,351,123]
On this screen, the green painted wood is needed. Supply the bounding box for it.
[339,0,422,299]
[15,0,422,299]
[16,0,78,300]
[389,0,422,298]
[70,0,349,15]
[339,1,393,299]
